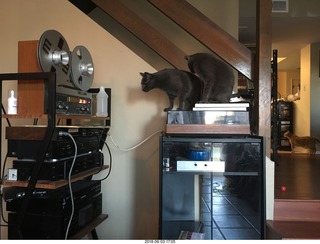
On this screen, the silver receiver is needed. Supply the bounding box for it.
[56,86,92,115]
[37,29,95,115]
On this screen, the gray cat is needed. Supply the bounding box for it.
[140,68,202,111]
[185,53,235,103]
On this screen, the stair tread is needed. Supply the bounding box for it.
[274,199,320,222]
[267,220,320,239]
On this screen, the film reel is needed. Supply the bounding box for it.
[70,45,94,91]
[37,30,71,85]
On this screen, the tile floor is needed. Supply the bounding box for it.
[200,174,262,240]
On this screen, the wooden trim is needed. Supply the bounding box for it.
[2,165,109,189]
[70,214,108,239]
[147,0,255,80]
[166,124,250,134]
[18,41,45,115]
[255,0,272,156]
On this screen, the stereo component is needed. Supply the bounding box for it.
[12,151,103,181]
[6,126,106,159]
[56,86,92,115]
[37,30,94,92]
[18,29,97,116]
[8,191,102,239]
[5,180,101,215]
[70,45,94,91]
[37,29,71,86]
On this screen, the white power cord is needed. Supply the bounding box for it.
[107,130,163,151]
[59,131,77,240]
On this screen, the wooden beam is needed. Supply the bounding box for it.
[147,0,255,80]
[92,0,189,71]
[255,0,272,156]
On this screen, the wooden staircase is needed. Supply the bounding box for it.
[268,200,320,239]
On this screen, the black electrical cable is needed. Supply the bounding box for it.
[90,128,109,175]
[94,140,112,181]
[1,104,11,127]
[1,154,9,225]
[1,154,9,181]
[1,106,12,227]
[0,195,8,224]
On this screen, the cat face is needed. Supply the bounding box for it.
[140,72,153,92]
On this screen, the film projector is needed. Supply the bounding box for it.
[18,30,94,115]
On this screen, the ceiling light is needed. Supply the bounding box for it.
[271,56,286,63]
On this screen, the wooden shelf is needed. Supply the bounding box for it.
[166,124,251,134]
[2,113,110,120]
[2,165,109,189]
[2,114,110,129]
[70,214,108,239]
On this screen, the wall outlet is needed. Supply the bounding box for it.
[8,168,18,181]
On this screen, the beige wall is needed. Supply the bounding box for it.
[187,0,239,39]
[295,44,311,136]
[279,43,320,141]
[309,43,320,139]
[0,0,160,239]
[278,71,300,99]
[277,72,288,99]
[293,43,320,142]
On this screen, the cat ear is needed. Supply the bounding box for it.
[140,72,151,78]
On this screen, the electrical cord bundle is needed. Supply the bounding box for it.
[93,130,162,182]
[0,154,9,226]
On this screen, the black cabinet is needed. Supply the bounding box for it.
[159,134,266,240]
[277,101,293,151]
